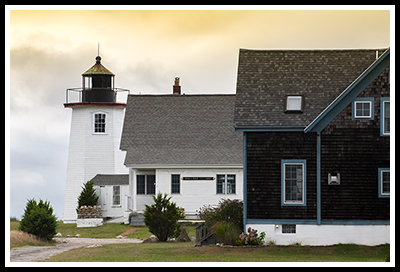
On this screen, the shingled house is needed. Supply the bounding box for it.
[120,81,243,219]
[234,48,390,245]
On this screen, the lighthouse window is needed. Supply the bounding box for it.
[94,113,106,133]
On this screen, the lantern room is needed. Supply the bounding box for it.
[81,55,116,103]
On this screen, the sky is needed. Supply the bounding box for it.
[7,7,391,220]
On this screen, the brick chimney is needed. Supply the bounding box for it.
[173,77,181,95]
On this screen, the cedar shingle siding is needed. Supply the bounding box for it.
[246,132,317,220]
[320,68,390,221]
[236,49,390,222]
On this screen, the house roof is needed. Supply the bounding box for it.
[120,94,243,166]
[305,48,390,132]
[91,174,129,186]
[234,48,387,128]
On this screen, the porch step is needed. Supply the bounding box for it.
[195,223,220,246]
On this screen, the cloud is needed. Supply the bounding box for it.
[10,169,45,188]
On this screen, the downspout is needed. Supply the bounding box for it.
[316,132,321,225]
[243,132,247,232]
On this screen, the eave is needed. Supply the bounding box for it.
[234,126,305,132]
[64,102,126,108]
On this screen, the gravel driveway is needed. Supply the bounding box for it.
[10,237,142,262]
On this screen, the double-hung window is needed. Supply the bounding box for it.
[113,186,120,206]
[352,97,374,120]
[381,97,390,136]
[378,168,390,198]
[281,160,306,206]
[171,174,181,194]
[137,174,156,195]
[216,174,236,194]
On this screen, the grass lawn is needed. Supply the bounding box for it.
[10,221,390,262]
[43,242,390,262]
[10,221,196,245]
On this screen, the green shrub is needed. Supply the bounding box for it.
[143,193,182,242]
[76,180,99,211]
[19,199,57,241]
[197,198,243,232]
[212,221,240,246]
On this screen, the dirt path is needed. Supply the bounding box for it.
[10,237,142,262]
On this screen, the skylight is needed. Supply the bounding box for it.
[286,96,303,112]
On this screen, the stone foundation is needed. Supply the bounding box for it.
[77,205,103,228]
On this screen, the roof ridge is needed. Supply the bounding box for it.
[239,47,389,52]
[127,94,236,97]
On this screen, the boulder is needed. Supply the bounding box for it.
[142,235,158,243]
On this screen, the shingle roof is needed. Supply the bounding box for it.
[120,94,243,166]
[91,174,129,186]
[234,48,386,128]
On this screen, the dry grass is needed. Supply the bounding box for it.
[10,230,54,248]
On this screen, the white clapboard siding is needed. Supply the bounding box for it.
[63,106,128,223]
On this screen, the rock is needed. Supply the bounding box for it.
[55,233,62,237]
[86,244,103,248]
[116,235,123,239]
[142,236,158,243]
[75,234,81,238]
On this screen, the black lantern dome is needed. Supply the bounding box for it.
[81,55,116,102]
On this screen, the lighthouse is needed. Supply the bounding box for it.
[63,55,129,223]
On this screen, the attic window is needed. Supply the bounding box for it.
[286,96,303,112]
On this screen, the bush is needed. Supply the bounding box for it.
[197,198,243,232]
[19,199,57,241]
[77,180,99,211]
[143,193,182,242]
[212,221,240,246]
[238,227,266,246]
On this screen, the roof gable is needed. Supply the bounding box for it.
[234,49,387,128]
[305,48,390,133]
[120,94,243,166]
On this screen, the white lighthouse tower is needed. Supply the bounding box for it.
[63,55,129,223]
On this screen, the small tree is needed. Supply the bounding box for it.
[19,198,57,241]
[143,193,182,242]
[77,180,99,211]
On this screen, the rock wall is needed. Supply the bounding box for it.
[77,205,102,219]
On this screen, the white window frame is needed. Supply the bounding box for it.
[378,168,390,198]
[352,98,374,120]
[112,185,121,206]
[354,101,372,118]
[171,174,181,194]
[281,160,306,206]
[93,112,107,134]
[381,98,390,136]
[136,174,156,195]
[216,174,236,195]
[286,96,303,112]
